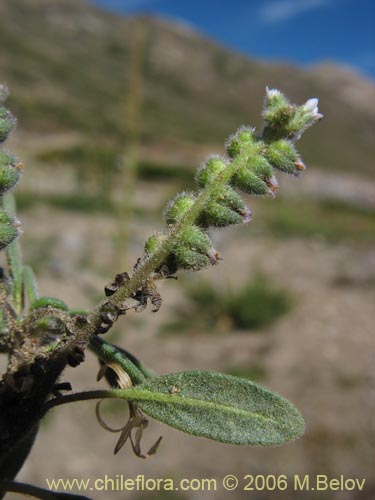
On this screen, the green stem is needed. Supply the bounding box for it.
[98,151,248,312]
[43,389,133,414]
[43,387,272,425]
[73,150,248,342]
[2,192,23,316]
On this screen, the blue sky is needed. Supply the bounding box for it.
[90,0,375,78]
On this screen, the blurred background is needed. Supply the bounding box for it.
[0,0,374,498]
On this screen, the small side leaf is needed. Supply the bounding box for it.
[23,265,40,305]
[133,370,304,446]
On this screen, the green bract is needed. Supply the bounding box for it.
[233,167,269,195]
[174,246,211,270]
[0,210,20,250]
[0,89,22,254]
[266,139,304,176]
[200,201,244,227]
[226,127,256,158]
[144,232,166,255]
[164,193,196,225]
[0,106,16,143]
[0,152,23,194]
[176,226,211,253]
[196,157,227,187]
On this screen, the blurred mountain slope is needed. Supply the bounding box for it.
[0,0,373,175]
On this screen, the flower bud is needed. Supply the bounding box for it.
[0,106,16,143]
[177,225,211,252]
[263,88,294,127]
[30,297,68,311]
[248,150,271,174]
[172,226,221,270]
[265,140,305,176]
[243,151,279,196]
[174,246,211,270]
[144,232,166,255]
[217,185,244,211]
[216,186,252,221]
[164,192,196,225]
[0,210,21,250]
[225,127,256,158]
[303,98,319,114]
[0,152,23,194]
[264,88,286,107]
[303,98,323,122]
[199,201,244,227]
[196,156,227,187]
[285,99,323,139]
[232,166,270,196]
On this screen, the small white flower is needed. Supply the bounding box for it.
[303,98,323,120]
[303,98,318,112]
[266,87,281,99]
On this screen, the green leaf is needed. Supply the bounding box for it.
[30,297,68,312]
[23,265,40,305]
[133,370,304,446]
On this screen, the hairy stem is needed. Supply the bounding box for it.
[88,151,248,323]
[2,192,23,316]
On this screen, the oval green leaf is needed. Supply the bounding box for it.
[130,370,304,446]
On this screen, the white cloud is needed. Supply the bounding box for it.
[259,0,332,24]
